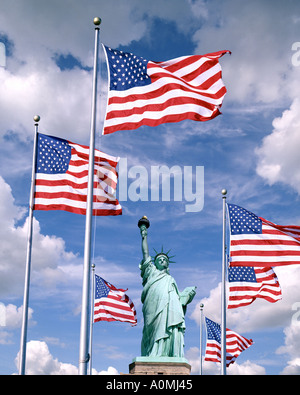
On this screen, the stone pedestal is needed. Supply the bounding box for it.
[129,357,191,375]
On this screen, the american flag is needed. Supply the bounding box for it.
[34,133,122,216]
[94,275,137,325]
[228,204,300,267]
[102,45,230,135]
[204,317,253,367]
[228,266,282,309]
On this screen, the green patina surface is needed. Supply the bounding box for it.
[138,217,196,359]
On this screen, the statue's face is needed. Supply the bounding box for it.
[154,254,169,271]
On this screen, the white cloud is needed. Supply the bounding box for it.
[279,358,300,375]
[14,340,119,375]
[0,303,34,345]
[97,366,119,375]
[0,0,204,137]
[277,322,300,358]
[0,175,25,227]
[0,0,209,144]
[256,98,300,195]
[190,265,300,374]
[227,360,266,375]
[0,0,299,145]
[191,265,300,334]
[0,1,149,68]
[3,304,34,329]
[192,0,300,106]
[15,340,78,375]
[186,0,208,20]
[2,0,298,146]
[0,175,78,298]
[190,283,222,325]
[0,174,141,312]
[0,331,13,345]
[0,65,93,143]
[276,321,300,375]
[186,346,266,375]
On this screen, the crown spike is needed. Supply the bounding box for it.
[153,246,176,263]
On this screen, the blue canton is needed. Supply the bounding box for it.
[95,275,110,299]
[205,317,221,343]
[105,46,151,91]
[228,204,262,235]
[228,266,257,283]
[36,133,71,174]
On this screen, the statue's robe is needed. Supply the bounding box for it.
[139,257,185,357]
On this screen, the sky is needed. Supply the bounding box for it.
[0,0,300,375]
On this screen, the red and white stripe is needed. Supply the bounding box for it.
[205,329,253,367]
[94,284,137,325]
[230,218,300,267]
[34,141,122,216]
[228,267,282,309]
[103,50,230,135]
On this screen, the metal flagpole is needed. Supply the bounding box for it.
[199,303,204,375]
[19,115,40,375]
[88,264,96,375]
[78,17,101,375]
[221,188,227,375]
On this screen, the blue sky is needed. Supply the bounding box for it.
[0,0,300,375]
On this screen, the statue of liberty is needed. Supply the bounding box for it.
[138,216,196,358]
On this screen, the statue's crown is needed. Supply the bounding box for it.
[153,246,175,263]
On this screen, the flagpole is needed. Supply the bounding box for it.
[199,303,204,375]
[78,17,101,376]
[18,115,40,375]
[221,188,227,375]
[88,263,95,375]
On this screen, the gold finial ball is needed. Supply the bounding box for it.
[33,115,40,123]
[93,17,101,26]
[138,216,150,229]
[221,189,227,196]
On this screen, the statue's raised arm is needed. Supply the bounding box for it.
[138,216,150,262]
